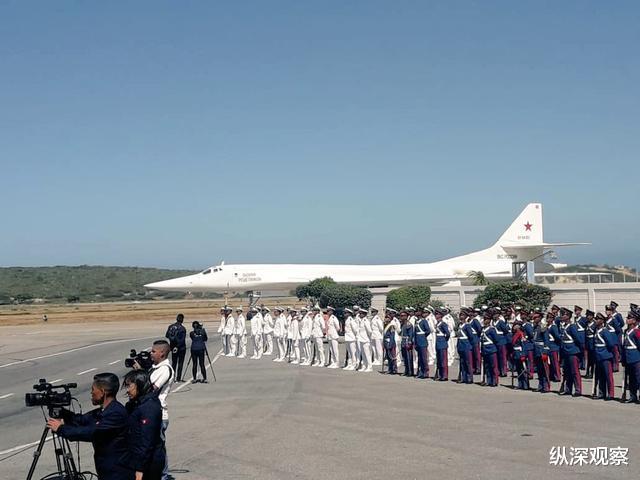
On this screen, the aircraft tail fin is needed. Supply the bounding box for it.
[495,203,544,247]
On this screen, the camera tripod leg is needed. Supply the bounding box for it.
[204,348,217,382]
[181,354,192,382]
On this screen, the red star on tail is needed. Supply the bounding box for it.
[524,222,532,231]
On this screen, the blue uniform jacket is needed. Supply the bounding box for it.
[546,324,561,352]
[532,326,548,358]
[384,326,396,349]
[120,393,165,476]
[560,323,583,356]
[493,318,509,346]
[469,317,482,345]
[435,321,450,350]
[575,316,587,347]
[481,326,499,355]
[59,401,131,480]
[401,323,414,348]
[456,323,473,353]
[585,321,596,351]
[594,327,617,362]
[413,318,431,348]
[165,322,187,350]
[622,327,640,365]
[522,322,534,352]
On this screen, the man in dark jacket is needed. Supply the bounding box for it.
[165,314,187,382]
[47,373,131,480]
[190,321,209,383]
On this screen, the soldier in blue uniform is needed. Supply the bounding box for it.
[606,302,624,372]
[469,308,483,374]
[510,322,528,390]
[520,310,535,379]
[546,312,562,382]
[584,310,596,379]
[531,311,550,393]
[573,305,587,370]
[414,309,431,379]
[593,312,617,400]
[434,308,450,381]
[622,309,640,403]
[400,312,415,377]
[493,309,510,377]
[558,308,583,396]
[456,310,474,384]
[383,316,398,374]
[481,312,500,387]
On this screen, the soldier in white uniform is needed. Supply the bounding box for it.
[234,306,247,358]
[262,307,274,355]
[386,308,402,365]
[443,307,457,366]
[217,307,228,354]
[224,307,236,356]
[426,306,437,366]
[370,307,384,365]
[343,309,358,370]
[250,307,264,359]
[356,309,373,372]
[299,307,313,365]
[325,306,340,368]
[287,309,301,364]
[311,305,326,367]
[272,307,286,362]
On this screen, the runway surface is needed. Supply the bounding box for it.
[0,320,636,479]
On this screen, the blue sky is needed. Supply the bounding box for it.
[1,2,639,269]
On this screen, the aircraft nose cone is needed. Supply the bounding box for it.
[144,276,194,292]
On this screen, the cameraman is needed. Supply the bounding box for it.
[190,321,208,383]
[46,373,129,480]
[165,313,187,382]
[136,340,173,480]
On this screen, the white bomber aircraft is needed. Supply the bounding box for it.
[144,203,587,295]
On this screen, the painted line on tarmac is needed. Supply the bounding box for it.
[0,438,51,456]
[108,360,121,365]
[0,336,158,369]
[77,368,97,376]
[50,378,64,384]
[0,393,14,400]
[174,349,223,393]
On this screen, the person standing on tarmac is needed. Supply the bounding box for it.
[190,321,209,383]
[165,314,187,382]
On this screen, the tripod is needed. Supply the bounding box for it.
[182,347,217,382]
[27,425,81,480]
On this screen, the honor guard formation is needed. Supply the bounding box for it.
[209,300,640,402]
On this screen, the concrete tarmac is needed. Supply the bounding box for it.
[0,321,636,479]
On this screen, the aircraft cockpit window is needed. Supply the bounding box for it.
[202,269,212,275]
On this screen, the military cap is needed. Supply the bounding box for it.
[585,309,595,317]
[515,306,522,311]
[262,306,270,312]
[274,306,283,312]
[610,301,619,309]
[435,308,447,316]
[386,308,397,314]
[300,306,308,311]
[370,307,379,312]
[551,304,560,310]
[326,305,335,311]
[312,305,321,311]
[574,305,583,311]
[630,303,639,312]
[595,312,607,321]
[560,307,573,317]
[627,310,639,320]
[236,306,243,311]
[344,308,354,314]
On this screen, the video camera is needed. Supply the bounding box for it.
[124,349,153,370]
[25,379,77,417]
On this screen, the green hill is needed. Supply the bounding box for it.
[0,266,219,304]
